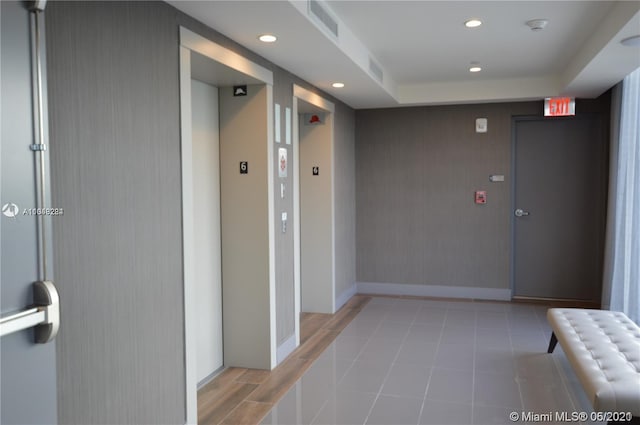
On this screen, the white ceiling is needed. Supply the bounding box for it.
[169,0,640,109]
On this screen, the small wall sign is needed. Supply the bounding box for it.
[475,190,487,204]
[285,107,292,145]
[274,103,281,143]
[312,166,319,176]
[240,161,248,174]
[278,148,287,178]
[475,118,488,133]
[233,85,247,97]
[304,113,324,125]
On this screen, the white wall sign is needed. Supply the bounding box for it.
[278,148,287,178]
[285,107,291,145]
[275,103,281,143]
[475,118,488,133]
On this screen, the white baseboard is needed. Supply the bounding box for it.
[276,333,298,364]
[356,282,511,301]
[336,284,357,311]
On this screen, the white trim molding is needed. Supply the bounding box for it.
[336,284,357,311]
[292,97,301,348]
[266,84,277,369]
[179,27,276,423]
[180,27,273,86]
[178,46,197,425]
[293,84,338,335]
[293,84,335,112]
[276,334,297,364]
[357,282,512,301]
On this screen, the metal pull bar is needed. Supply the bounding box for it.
[0,281,60,343]
[30,2,50,282]
[0,308,45,337]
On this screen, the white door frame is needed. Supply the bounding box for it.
[179,27,276,424]
[292,85,336,345]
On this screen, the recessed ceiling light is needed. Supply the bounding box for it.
[258,34,277,43]
[465,19,482,28]
[332,82,345,88]
[469,66,482,73]
[621,35,640,47]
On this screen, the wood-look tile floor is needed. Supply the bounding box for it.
[198,295,372,425]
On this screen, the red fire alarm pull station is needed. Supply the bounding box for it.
[475,191,487,204]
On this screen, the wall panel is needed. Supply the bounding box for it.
[47,2,184,423]
[355,99,610,294]
[356,102,538,290]
[46,1,357,422]
[333,103,357,304]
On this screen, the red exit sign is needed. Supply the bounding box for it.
[544,97,575,116]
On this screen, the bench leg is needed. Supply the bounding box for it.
[547,332,558,353]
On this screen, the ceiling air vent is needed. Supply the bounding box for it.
[309,0,339,39]
[368,58,384,83]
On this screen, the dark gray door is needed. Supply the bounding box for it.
[1,1,58,423]
[513,117,606,301]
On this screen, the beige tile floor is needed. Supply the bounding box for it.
[261,297,602,425]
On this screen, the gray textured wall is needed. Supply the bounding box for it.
[46,2,185,423]
[46,1,356,422]
[334,104,357,300]
[272,72,296,345]
[355,100,610,292]
[356,102,539,290]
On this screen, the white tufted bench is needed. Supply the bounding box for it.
[547,308,640,423]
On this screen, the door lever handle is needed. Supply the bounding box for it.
[515,208,530,217]
[0,281,59,343]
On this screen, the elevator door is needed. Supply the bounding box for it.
[192,79,223,381]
